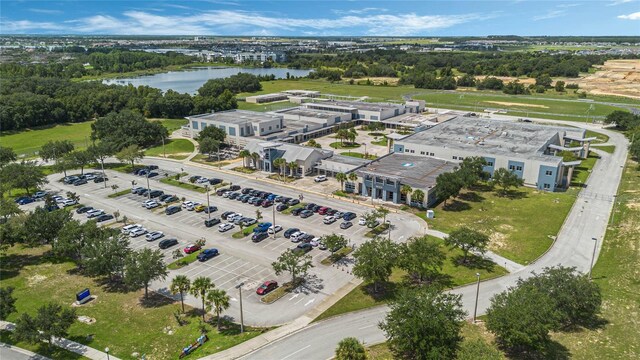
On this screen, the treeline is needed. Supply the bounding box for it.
[0,49,195,78]
[0,72,265,131]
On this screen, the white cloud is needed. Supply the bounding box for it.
[532,10,566,21]
[333,7,389,15]
[28,8,63,14]
[1,19,65,32]
[617,11,640,19]
[608,0,635,6]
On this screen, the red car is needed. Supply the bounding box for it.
[256,280,278,295]
[184,244,202,254]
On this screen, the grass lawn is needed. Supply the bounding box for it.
[424,184,578,265]
[364,223,390,238]
[571,153,600,187]
[266,174,296,183]
[190,154,232,168]
[330,142,361,149]
[552,158,640,359]
[0,245,265,360]
[231,224,258,239]
[0,330,90,360]
[159,178,207,193]
[586,130,610,143]
[145,139,194,160]
[167,250,202,270]
[340,151,377,160]
[107,189,131,198]
[593,145,616,154]
[151,118,188,133]
[232,166,257,174]
[371,137,388,146]
[1,119,188,158]
[314,236,508,322]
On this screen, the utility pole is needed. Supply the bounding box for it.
[205,185,211,220]
[589,237,598,280]
[473,273,481,322]
[146,172,151,200]
[235,282,245,333]
[100,160,107,189]
[272,203,276,239]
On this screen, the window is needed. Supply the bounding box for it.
[543,183,551,189]
[371,116,379,121]
[201,122,207,129]
[516,166,523,171]
[459,157,464,160]
[268,126,272,130]
[240,127,245,136]
[420,151,425,155]
[261,128,264,133]
[545,170,553,176]
[430,152,435,156]
[192,121,199,130]
[508,165,515,170]
[410,150,415,153]
[487,161,494,166]
[229,127,236,136]
[405,149,409,152]
[276,125,279,129]
[453,156,458,160]
[253,126,258,131]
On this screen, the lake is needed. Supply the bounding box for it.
[102,67,312,94]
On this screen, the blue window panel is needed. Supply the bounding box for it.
[507,160,525,179]
[201,122,207,129]
[229,127,236,136]
[192,121,199,130]
[537,165,558,191]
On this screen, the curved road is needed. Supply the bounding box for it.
[237,120,629,359]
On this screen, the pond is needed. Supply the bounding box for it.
[102,67,312,94]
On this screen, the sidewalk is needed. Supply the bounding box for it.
[0,342,51,360]
[198,278,363,360]
[0,321,120,360]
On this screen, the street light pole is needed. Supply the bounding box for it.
[473,272,480,323]
[105,347,110,360]
[146,172,151,201]
[272,203,276,239]
[100,160,107,189]
[386,220,391,240]
[205,185,211,220]
[589,237,598,280]
[235,282,245,333]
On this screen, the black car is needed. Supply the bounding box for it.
[291,207,303,216]
[94,176,108,183]
[284,228,300,239]
[221,211,234,220]
[139,188,150,196]
[208,178,223,185]
[294,243,313,254]
[203,206,218,214]
[165,205,181,215]
[147,172,159,178]
[305,203,316,210]
[75,206,94,214]
[343,212,357,221]
[73,178,88,186]
[252,231,269,243]
[159,238,179,249]
[288,199,300,206]
[228,192,239,200]
[163,195,179,203]
[241,188,252,194]
[300,210,313,218]
[326,209,338,216]
[229,185,241,191]
[149,190,164,198]
[241,196,251,203]
[197,248,219,262]
[95,214,114,222]
[274,196,284,203]
[276,204,289,212]
[204,218,221,227]
[159,194,172,202]
[216,189,229,196]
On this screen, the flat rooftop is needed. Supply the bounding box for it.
[398,117,584,161]
[275,107,343,120]
[188,110,282,125]
[382,113,439,127]
[307,100,404,112]
[357,154,457,189]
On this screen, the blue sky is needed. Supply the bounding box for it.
[1,0,639,36]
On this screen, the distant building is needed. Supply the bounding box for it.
[186,110,284,146]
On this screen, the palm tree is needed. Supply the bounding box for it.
[251,152,260,170]
[336,129,348,145]
[255,209,263,221]
[238,150,250,168]
[273,158,286,180]
[400,184,413,205]
[170,275,191,313]
[347,172,358,194]
[335,172,347,191]
[190,276,214,321]
[288,161,297,177]
[412,189,425,206]
[205,288,231,330]
[66,191,80,203]
[376,206,390,223]
[346,130,356,145]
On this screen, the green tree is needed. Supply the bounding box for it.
[379,287,467,360]
[375,206,390,224]
[444,227,490,264]
[199,137,220,159]
[362,210,380,229]
[23,206,73,249]
[272,249,314,283]
[198,125,227,143]
[273,158,286,179]
[65,191,80,204]
[456,339,503,360]
[400,184,413,204]
[251,152,260,169]
[352,237,398,292]
[398,235,445,284]
[492,168,524,195]
[0,197,21,222]
[435,171,463,206]
[115,144,144,170]
[91,110,168,150]
[335,337,367,360]
[87,141,114,178]
[630,138,640,161]
[238,149,250,168]
[80,233,130,281]
[0,287,17,320]
[14,303,77,350]
[336,172,347,191]
[411,189,425,205]
[190,277,215,321]
[170,275,192,313]
[288,161,298,177]
[40,140,75,175]
[125,248,168,299]
[0,161,48,195]
[535,73,553,88]
[554,80,565,92]
[206,288,231,330]
[603,110,639,131]
[0,146,17,168]
[255,209,263,221]
[66,150,94,175]
[559,150,578,162]
[458,156,489,188]
[307,139,321,148]
[322,233,348,256]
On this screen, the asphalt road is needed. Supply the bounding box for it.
[239,119,629,359]
[0,344,49,360]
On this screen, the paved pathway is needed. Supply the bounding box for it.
[0,343,50,360]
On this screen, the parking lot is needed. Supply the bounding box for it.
[34,162,423,326]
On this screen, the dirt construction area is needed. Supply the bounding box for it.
[575,60,640,100]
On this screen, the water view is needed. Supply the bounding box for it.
[102,67,312,94]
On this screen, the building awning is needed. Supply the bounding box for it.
[564,135,597,142]
[549,144,583,151]
[562,160,582,166]
[386,132,410,140]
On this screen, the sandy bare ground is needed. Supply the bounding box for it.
[571,60,640,100]
[483,101,549,108]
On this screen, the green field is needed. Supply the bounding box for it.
[0,245,264,360]
[145,138,194,160]
[1,119,188,158]
[314,237,508,322]
[340,151,377,160]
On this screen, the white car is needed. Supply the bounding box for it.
[314,175,327,183]
[52,195,65,203]
[130,227,148,237]
[145,231,164,241]
[142,199,156,207]
[185,202,200,211]
[61,199,77,207]
[291,231,307,243]
[218,223,235,232]
[84,173,97,180]
[86,209,104,218]
[323,215,337,224]
[182,201,195,209]
[222,192,232,198]
[358,218,367,226]
[310,237,322,247]
[268,225,283,234]
[228,213,243,222]
[145,201,160,209]
[196,177,209,184]
[121,224,142,234]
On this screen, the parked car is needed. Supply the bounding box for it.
[343,212,357,221]
[73,178,88,186]
[131,186,145,194]
[15,196,34,205]
[256,280,278,295]
[314,175,327,182]
[254,222,272,233]
[229,185,241,191]
[194,204,206,212]
[284,228,300,239]
[221,211,234,220]
[340,221,353,229]
[203,206,218,214]
[130,227,148,237]
[94,176,108,183]
[182,201,195,209]
[318,207,330,215]
[184,244,201,254]
[204,218,221,227]
[147,172,159,178]
[300,210,313,218]
[197,248,219,261]
[294,243,313,254]
[149,190,164,198]
[76,206,94,214]
[165,205,181,215]
[241,218,257,226]
[163,195,179,203]
[145,201,160,209]
[290,231,307,243]
[121,224,142,234]
[261,200,273,208]
[323,215,337,224]
[186,202,200,211]
[358,218,367,226]
[33,191,48,200]
[241,188,253,194]
[63,176,79,184]
[252,232,269,243]
[310,237,322,247]
[86,209,104,218]
[291,207,304,216]
[208,178,222,185]
[234,217,248,225]
[145,231,164,241]
[159,238,178,249]
[61,199,77,207]
[276,204,289,212]
[196,177,210,184]
[218,223,234,232]
[268,225,283,234]
[95,214,114,222]
[288,199,300,206]
[305,203,316,210]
